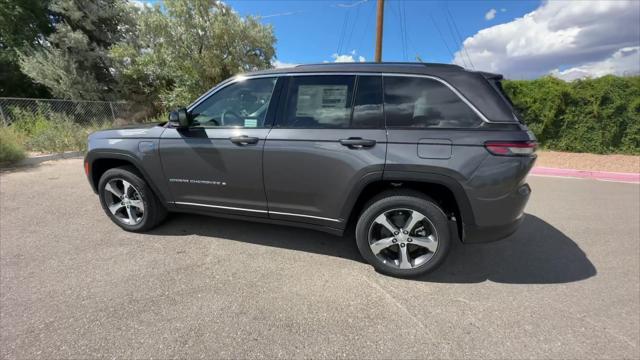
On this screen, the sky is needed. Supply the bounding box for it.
[149,0,640,80]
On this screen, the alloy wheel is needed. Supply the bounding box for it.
[368,208,439,269]
[103,178,145,226]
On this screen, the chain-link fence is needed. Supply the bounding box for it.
[0,97,159,127]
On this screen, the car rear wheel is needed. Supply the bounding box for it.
[355,190,451,278]
[98,166,166,232]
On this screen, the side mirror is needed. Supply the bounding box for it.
[168,108,190,128]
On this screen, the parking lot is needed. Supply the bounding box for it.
[1,158,638,359]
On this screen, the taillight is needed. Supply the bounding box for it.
[485,141,537,156]
[84,160,90,176]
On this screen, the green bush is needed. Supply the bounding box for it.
[9,107,52,137]
[7,107,114,154]
[24,116,91,153]
[503,75,640,154]
[0,127,26,165]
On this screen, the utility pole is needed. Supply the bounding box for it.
[375,0,384,62]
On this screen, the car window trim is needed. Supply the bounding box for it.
[189,72,493,124]
[350,75,385,129]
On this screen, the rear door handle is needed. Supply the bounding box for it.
[339,138,376,149]
[229,135,259,145]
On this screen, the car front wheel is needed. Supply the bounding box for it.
[97,166,166,232]
[355,190,451,278]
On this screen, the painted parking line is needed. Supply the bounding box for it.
[530,167,640,184]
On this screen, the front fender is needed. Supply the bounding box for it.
[85,143,172,206]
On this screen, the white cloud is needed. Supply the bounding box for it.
[259,11,303,19]
[331,50,366,63]
[129,0,151,8]
[336,0,368,8]
[551,46,640,81]
[455,0,640,79]
[272,60,299,69]
[485,9,497,21]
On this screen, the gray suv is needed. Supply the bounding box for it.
[85,63,536,277]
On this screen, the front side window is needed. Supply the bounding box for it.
[384,76,482,128]
[190,77,277,128]
[279,75,355,128]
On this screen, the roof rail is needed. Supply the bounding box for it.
[294,62,464,69]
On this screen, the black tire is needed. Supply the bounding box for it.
[355,190,451,278]
[97,166,167,232]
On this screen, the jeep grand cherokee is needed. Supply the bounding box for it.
[85,63,537,277]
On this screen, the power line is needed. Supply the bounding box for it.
[429,14,456,65]
[442,6,467,67]
[388,1,406,61]
[345,2,361,53]
[336,9,350,54]
[398,1,405,60]
[397,0,418,61]
[357,0,375,57]
[400,0,408,61]
[444,3,475,69]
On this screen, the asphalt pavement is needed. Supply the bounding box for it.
[1,159,638,359]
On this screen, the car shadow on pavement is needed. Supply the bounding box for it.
[151,213,596,285]
[150,213,365,262]
[420,214,597,284]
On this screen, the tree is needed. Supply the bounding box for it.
[111,0,276,107]
[0,0,51,97]
[18,0,134,100]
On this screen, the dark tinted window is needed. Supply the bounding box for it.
[352,76,383,128]
[383,77,482,128]
[280,75,355,128]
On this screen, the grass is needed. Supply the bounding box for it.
[0,126,26,166]
[0,106,168,166]
[0,108,118,167]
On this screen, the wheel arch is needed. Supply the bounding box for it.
[86,151,169,205]
[342,171,475,241]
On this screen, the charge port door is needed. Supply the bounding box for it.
[417,139,452,159]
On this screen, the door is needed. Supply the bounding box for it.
[159,76,281,218]
[263,75,387,228]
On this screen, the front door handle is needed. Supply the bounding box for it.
[339,138,376,149]
[229,135,259,145]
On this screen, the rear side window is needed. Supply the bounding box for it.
[489,79,522,123]
[383,76,482,128]
[280,75,355,128]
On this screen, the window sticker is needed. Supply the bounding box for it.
[244,119,258,127]
[296,85,348,117]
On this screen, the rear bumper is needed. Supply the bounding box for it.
[462,215,524,243]
[462,182,531,243]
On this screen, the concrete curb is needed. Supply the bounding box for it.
[16,151,83,167]
[530,166,640,183]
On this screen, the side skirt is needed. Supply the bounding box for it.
[166,207,346,237]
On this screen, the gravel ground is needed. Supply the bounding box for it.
[1,159,639,359]
[536,150,640,173]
